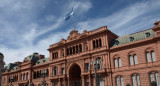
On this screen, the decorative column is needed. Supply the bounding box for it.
[63,78,66,86]
[93,76,95,86]
[68,77,70,86]
[104,75,107,86]
[89,75,91,86]
[58,78,61,86]
[81,75,85,86]
[49,80,52,86]
[64,48,66,57]
[18,72,20,81]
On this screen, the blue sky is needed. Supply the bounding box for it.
[0,0,160,64]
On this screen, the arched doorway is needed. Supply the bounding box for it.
[69,64,82,86]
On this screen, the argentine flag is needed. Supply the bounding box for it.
[65,10,74,21]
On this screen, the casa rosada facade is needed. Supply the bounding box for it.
[1,21,160,86]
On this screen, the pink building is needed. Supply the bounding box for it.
[1,21,160,86]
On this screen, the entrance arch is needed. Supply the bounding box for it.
[69,64,82,86]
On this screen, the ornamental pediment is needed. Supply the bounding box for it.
[57,38,65,45]
[67,30,80,40]
[153,21,160,31]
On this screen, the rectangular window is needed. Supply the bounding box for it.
[133,55,138,64]
[146,52,151,62]
[151,51,156,62]
[85,63,89,71]
[129,55,133,65]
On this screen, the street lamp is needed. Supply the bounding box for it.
[91,58,99,86]
[10,76,14,86]
[41,69,47,86]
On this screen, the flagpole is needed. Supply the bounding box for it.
[72,8,75,30]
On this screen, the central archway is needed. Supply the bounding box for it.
[69,64,82,86]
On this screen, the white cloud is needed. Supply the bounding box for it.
[46,15,56,22]
[63,1,92,16]
[1,27,73,65]
[1,0,160,65]
[78,0,160,35]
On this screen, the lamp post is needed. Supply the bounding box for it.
[91,58,98,86]
[10,76,14,86]
[41,69,47,86]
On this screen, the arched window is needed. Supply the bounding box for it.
[114,57,122,68]
[37,71,40,78]
[146,51,151,62]
[70,47,72,55]
[14,75,16,81]
[93,40,96,49]
[13,76,15,82]
[97,58,102,69]
[38,84,41,86]
[118,58,122,67]
[131,74,141,86]
[116,76,124,86]
[21,74,23,80]
[73,46,75,54]
[133,54,138,64]
[99,38,102,47]
[96,40,99,48]
[67,48,69,56]
[146,50,156,62]
[97,76,104,86]
[3,77,6,84]
[76,45,79,53]
[129,53,138,65]
[39,70,42,78]
[26,73,28,80]
[16,75,18,81]
[151,51,156,62]
[54,67,58,76]
[114,58,118,68]
[149,72,160,86]
[23,73,25,80]
[79,44,82,52]
[46,69,49,77]
[129,55,133,65]
[54,82,58,86]
[33,72,36,79]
